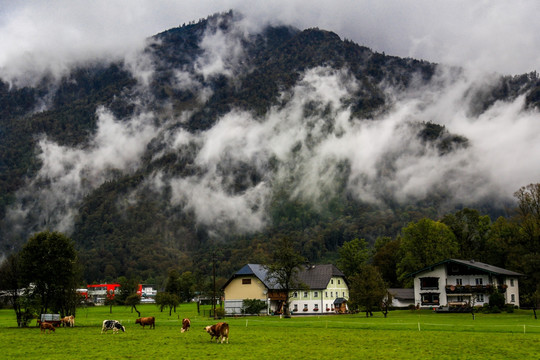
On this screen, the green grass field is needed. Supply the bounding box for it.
[0,304,539,359]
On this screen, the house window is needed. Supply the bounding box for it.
[477,294,484,302]
[242,279,251,285]
[331,279,334,284]
[475,278,483,285]
[511,294,515,302]
[314,304,319,310]
[420,277,439,290]
[510,279,514,287]
[303,304,308,310]
[293,292,298,298]
[331,292,333,297]
[342,292,345,297]
[294,304,298,311]
[314,291,318,298]
[421,293,439,305]
[338,279,341,284]
[303,291,308,298]
[456,278,462,285]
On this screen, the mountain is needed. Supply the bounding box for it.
[1,11,539,283]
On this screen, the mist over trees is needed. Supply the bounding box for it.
[0,12,539,306]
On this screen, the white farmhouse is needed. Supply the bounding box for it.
[223,264,349,315]
[409,259,522,309]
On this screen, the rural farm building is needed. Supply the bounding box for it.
[223,264,349,315]
[83,283,157,304]
[387,288,415,308]
[409,259,522,309]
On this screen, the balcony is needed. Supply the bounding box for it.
[445,284,507,294]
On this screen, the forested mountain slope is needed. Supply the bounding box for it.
[1,11,539,283]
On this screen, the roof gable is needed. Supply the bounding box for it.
[407,259,523,278]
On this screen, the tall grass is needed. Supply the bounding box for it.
[0,304,538,359]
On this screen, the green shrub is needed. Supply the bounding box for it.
[242,299,267,315]
[489,292,505,310]
[504,304,515,313]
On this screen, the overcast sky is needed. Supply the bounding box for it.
[1,0,539,84]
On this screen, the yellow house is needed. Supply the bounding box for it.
[223,264,349,315]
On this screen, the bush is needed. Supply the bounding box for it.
[215,308,226,318]
[504,304,515,313]
[242,299,267,315]
[489,292,505,310]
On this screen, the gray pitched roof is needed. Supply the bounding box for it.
[297,264,346,289]
[448,259,523,276]
[388,288,414,300]
[222,263,346,291]
[407,259,523,277]
[233,264,279,289]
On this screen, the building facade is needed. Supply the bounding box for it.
[223,264,349,315]
[410,259,522,309]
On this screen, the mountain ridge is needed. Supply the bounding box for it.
[0,11,538,283]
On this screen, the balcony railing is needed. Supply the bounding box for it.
[445,284,507,294]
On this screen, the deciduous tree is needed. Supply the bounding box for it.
[349,264,387,317]
[0,254,35,327]
[442,208,491,261]
[18,231,80,317]
[397,218,458,285]
[337,238,370,279]
[265,236,306,318]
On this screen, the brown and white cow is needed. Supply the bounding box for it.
[204,322,229,344]
[181,318,191,333]
[61,315,75,327]
[135,316,155,329]
[40,322,56,333]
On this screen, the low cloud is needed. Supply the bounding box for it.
[2,1,540,87]
[4,10,540,240]
[8,107,159,233]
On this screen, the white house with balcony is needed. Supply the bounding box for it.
[409,259,522,309]
[222,264,349,315]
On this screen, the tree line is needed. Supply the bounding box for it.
[1,184,539,326]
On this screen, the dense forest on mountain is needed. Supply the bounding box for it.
[0,11,539,303]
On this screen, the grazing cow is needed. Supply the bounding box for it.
[40,322,55,334]
[204,322,229,344]
[101,320,126,334]
[61,315,75,327]
[135,316,155,329]
[181,318,191,333]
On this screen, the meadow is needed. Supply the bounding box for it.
[0,304,538,359]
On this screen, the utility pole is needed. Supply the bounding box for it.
[212,251,217,320]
